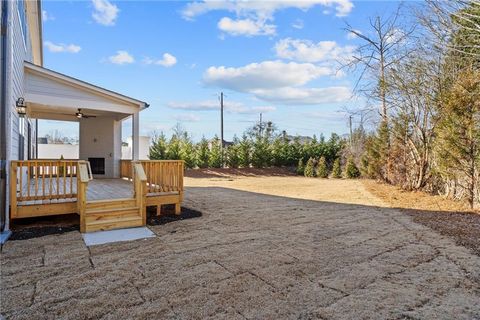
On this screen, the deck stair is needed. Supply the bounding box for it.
[84,199,143,232]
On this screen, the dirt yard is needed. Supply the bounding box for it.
[2,170,480,319]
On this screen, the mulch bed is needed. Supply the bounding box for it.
[185,167,296,179]
[9,225,80,241]
[147,205,202,226]
[9,214,79,241]
[7,206,202,242]
[403,209,480,257]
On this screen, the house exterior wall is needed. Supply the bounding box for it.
[3,1,40,233]
[79,117,122,178]
[8,0,37,162]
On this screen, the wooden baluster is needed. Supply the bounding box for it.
[56,161,60,198]
[42,162,46,199]
[63,161,67,197]
[34,161,38,199]
[27,162,31,200]
[154,162,158,192]
[49,162,53,200]
[150,162,153,193]
[70,161,74,196]
[19,162,23,200]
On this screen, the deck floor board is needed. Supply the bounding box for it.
[19,178,134,204]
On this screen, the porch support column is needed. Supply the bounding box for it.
[132,112,140,160]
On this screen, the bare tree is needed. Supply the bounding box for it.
[344,5,415,122]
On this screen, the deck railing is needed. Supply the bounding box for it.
[133,162,147,225]
[121,160,184,194]
[10,160,79,203]
[77,161,90,233]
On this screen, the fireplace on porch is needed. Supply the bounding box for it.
[88,157,105,175]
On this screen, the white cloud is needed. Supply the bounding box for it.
[168,101,219,111]
[218,17,275,36]
[253,87,351,105]
[173,114,201,122]
[386,28,406,45]
[144,53,177,67]
[274,38,355,63]
[167,100,276,114]
[202,59,351,105]
[346,29,361,40]
[181,0,353,20]
[291,19,304,29]
[42,10,54,21]
[182,0,353,37]
[108,50,134,65]
[203,60,333,92]
[44,41,81,53]
[91,0,119,26]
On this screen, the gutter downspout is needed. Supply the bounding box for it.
[0,0,11,243]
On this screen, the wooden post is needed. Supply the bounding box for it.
[175,161,184,215]
[10,162,18,219]
[77,162,89,233]
[133,162,147,225]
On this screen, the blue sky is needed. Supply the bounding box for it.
[39,0,400,142]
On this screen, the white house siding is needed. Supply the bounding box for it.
[4,1,38,230]
[25,71,138,115]
[9,1,36,161]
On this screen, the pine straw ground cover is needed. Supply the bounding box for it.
[362,180,480,256]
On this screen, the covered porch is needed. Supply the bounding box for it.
[24,61,145,175]
[9,63,185,233]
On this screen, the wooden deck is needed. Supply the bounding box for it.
[10,160,184,232]
[18,178,134,204]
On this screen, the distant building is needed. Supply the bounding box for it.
[38,136,151,160]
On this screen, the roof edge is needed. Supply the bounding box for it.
[24,61,149,110]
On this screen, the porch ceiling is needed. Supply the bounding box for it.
[24,62,149,121]
[28,103,132,122]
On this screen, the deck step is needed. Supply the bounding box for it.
[86,198,137,210]
[85,216,143,233]
[85,207,140,224]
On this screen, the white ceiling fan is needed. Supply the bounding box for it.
[74,108,96,119]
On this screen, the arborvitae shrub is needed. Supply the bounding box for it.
[209,136,223,168]
[226,144,241,168]
[149,133,168,160]
[304,157,317,177]
[196,137,210,168]
[331,158,342,178]
[316,156,329,178]
[296,158,305,175]
[345,157,361,178]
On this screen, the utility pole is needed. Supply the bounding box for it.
[220,92,224,167]
[349,115,353,152]
[259,113,263,136]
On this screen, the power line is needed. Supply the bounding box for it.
[220,92,224,167]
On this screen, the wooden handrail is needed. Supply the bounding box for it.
[133,162,147,225]
[10,160,79,204]
[121,160,184,194]
[77,161,90,232]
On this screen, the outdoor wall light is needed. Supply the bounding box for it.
[16,97,27,117]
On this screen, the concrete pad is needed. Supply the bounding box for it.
[82,227,155,246]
